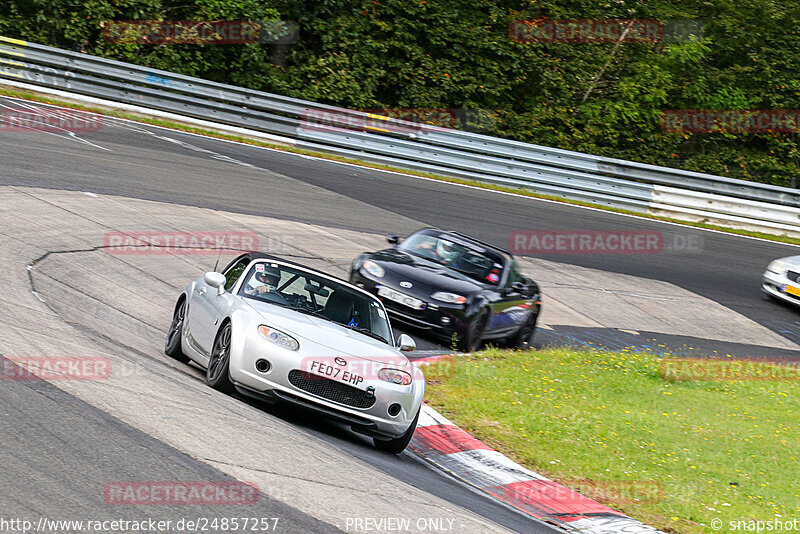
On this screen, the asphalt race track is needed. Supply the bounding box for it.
[0,94,798,533]
[2,97,798,354]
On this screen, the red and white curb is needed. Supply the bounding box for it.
[411,356,664,534]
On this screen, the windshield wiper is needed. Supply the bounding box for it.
[347,326,388,344]
[291,306,331,320]
[285,306,388,343]
[246,296,293,309]
[402,248,445,265]
[448,266,486,280]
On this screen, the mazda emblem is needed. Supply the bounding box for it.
[334,357,347,366]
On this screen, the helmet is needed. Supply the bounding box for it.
[436,239,459,262]
[255,265,280,287]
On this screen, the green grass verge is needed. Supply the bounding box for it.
[423,348,800,534]
[1,83,799,247]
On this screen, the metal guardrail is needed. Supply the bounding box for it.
[1,35,799,234]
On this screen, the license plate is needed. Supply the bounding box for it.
[305,360,365,386]
[782,284,800,297]
[377,285,425,310]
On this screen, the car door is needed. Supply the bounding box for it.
[186,277,221,356]
[187,258,249,356]
[489,260,534,334]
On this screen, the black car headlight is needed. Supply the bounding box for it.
[431,291,467,305]
[362,260,385,278]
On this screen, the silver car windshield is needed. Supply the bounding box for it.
[238,261,393,345]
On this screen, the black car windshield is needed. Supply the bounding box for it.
[238,261,393,344]
[398,230,506,285]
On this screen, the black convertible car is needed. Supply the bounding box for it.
[350,228,541,351]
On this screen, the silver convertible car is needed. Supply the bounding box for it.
[762,255,800,307]
[165,252,425,453]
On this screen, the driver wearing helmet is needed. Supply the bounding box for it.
[435,239,461,264]
[245,264,281,295]
[413,237,463,266]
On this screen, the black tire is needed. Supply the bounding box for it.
[373,409,420,454]
[165,299,190,363]
[508,309,539,349]
[206,322,235,394]
[458,308,490,352]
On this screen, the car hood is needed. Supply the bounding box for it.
[367,249,489,295]
[244,299,410,369]
[775,255,800,268]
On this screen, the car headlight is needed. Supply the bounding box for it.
[257,325,299,351]
[362,259,385,278]
[378,368,412,385]
[431,291,467,305]
[767,260,788,274]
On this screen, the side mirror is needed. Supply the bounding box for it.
[204,272,227,295]
[397,333,416,352]
[386,234,400,245]
[511,281,526,292]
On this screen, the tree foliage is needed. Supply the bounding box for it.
[2,0,799,186]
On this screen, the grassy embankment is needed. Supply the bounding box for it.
[423,347,800,533]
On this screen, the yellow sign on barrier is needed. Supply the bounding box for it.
[0,36,27,46]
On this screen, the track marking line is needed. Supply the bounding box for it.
[0,92,796,250]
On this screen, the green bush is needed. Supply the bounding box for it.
[2,0,798,187]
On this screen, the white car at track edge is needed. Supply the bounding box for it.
[762,255,800,307]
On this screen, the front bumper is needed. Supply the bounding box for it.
[228,333,422,438]
[350,271,471,340]
[761,270,800,306]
